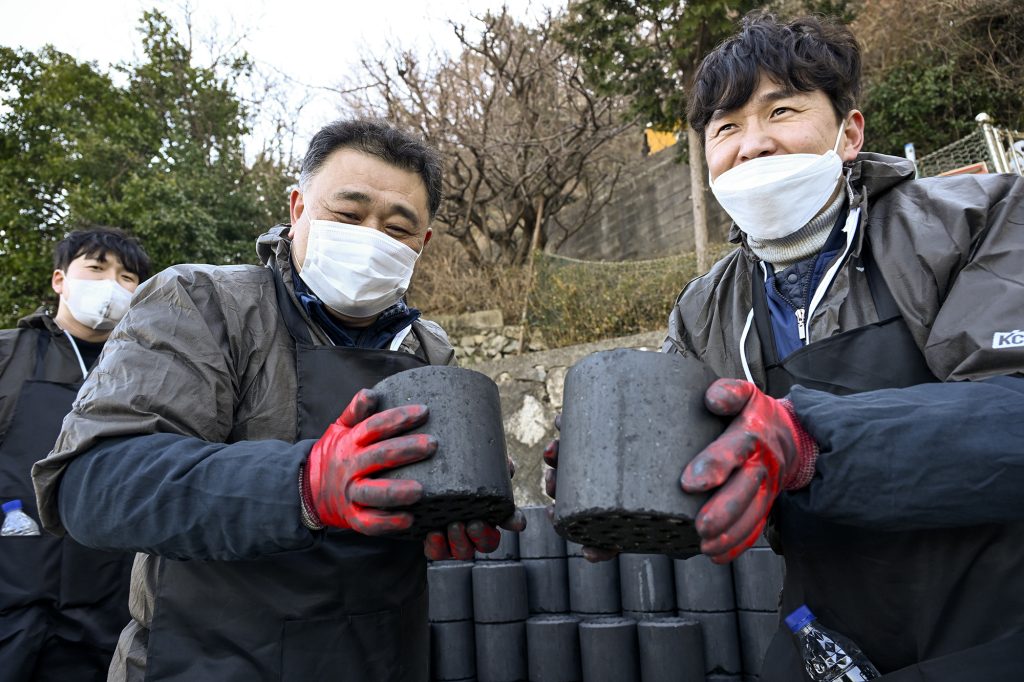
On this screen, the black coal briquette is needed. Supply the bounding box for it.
[375,366,515,539]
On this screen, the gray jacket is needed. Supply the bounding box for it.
[34,227,454,528]
[31,227,454,681]
[664,153,1024,384]
[662,153,1024,534]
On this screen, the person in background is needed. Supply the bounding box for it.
[32,119,523,682]
[1,227,150,681]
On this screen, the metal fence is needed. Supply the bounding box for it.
[917,113,1024,177]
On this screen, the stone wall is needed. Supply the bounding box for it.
[431,309,665,503]
[545,148,733,261]
[432,309,548,366]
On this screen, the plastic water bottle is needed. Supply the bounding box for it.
[786,604,880,681]
[1,499,41,536]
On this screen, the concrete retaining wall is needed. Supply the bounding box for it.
[544,149,732,261]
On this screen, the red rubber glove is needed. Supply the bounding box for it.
[423,459,526,561]
[541,415,618,563]
[304,388,436,535]
[681,379,818,564]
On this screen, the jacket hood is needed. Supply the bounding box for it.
[255,225,293,268]
[848,152,917,197]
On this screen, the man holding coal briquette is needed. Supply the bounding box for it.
[545,12,1024,680]
[33,118,523,681]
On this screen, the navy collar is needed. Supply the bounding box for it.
[290,269,420,350]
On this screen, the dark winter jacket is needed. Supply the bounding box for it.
[663,153,1024,675]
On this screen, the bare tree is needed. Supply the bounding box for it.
[341,8,636,265]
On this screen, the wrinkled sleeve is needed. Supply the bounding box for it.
[786,376,1024,530]
[31,267,315,559]
[659,251,757,384]
[58,434,314,560]
[787,175,1024,529]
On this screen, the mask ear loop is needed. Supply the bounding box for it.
[56,270,70,310]
[832,119,848,154]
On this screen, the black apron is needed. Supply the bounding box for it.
[0,331,132,681]
[753,242,1024,680]
[143,268,430,682]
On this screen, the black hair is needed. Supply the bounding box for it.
[687,12,862,144]
[53,227,152,281]
[299,118,444,220]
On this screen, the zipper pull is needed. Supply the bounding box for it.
[795,308,806,341]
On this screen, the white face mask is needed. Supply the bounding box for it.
[62,277,133,330]
[710,122,847,241]
[298,219,420,318]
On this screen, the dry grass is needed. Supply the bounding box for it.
[409,232,736,349]
[406,234,531,323]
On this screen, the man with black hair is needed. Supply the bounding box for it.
[1,227,150,681]
[32,118,522,682]
[543,11,1024,680]
[672,12,1024,680]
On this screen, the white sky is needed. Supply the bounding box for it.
[0,0,565,156]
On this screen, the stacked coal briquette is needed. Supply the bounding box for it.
[427,505,784,681]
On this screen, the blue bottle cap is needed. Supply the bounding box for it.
[2,499,23,514]
[785,604,816,633]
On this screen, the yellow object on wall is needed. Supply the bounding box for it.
[644,128,679,155]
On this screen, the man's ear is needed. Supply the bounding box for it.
[841,110,865,162]
[51,269,66,298]
[288,189,304,239]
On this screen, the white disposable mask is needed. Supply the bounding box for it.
[298,219,420,318]
[710,122,847,240]
[62,277,133,330]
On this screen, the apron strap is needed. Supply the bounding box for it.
[33,330,51,380]
[861,236,901,321]
[270,263,314,346]
[750,261,783,368]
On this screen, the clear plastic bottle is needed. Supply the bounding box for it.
[785,604,880,681]
[1,499,41,536]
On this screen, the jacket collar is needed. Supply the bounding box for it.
[256,225,293,272]
[16,307,62,335]
[847,152,917,197]
[255,225,333,345]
